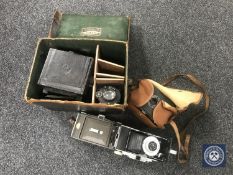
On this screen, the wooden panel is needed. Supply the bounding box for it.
[98,58,125,75]
[92,45,99,103]
[96,73,125,79]
[96,78,124,84]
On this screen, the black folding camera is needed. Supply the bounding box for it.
[71,113,177,162]
[38,48,93,100]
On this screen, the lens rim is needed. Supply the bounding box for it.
[103,90,116,101]
[142,136,160,157]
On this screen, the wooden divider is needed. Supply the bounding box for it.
[97,58,125,75]
[91,45,99,103]
[92,45,125,104]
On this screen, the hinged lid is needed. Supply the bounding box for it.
[49,11,130,42]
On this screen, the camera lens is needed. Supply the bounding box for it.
[148,141,157,151]
[103,90,116,101]
[96,86,121,104]
[142,136,160,157]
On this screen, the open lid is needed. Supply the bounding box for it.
[49,11,130,42]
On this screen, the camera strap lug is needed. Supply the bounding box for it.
[68,116,76,125]
[169,149,177,155]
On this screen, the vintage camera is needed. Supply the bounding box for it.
[38,48,93,100]
[71,113,177,162]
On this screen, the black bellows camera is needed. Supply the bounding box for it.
[71,113,177,162]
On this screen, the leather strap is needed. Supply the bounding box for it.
[166,74,209,163]
[164,73,210,132]
[170,121,191,163]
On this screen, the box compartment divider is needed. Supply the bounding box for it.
[91,45,99,103]
[96,73,125,79]
[97,58,125,75]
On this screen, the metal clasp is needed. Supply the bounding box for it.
[98,114,105,120]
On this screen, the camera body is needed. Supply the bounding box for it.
[71,113,176,162]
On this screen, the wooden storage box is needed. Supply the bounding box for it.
[24,11,130,113]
